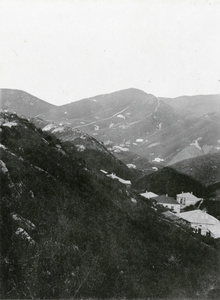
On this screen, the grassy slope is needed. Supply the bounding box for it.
[170,152,220,187]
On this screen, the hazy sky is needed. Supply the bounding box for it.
[1,0,220,105]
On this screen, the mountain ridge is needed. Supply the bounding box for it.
[161,94,220,117]
[1,88,220,166]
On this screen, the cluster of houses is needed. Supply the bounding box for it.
[140,191,220,239]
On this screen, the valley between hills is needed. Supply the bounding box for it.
[1,88,220,299]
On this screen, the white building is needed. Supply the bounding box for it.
[177,210,220,238]
[176,192,202,208]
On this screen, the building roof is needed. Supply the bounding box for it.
[177,210,220,226]
[152,195,179,205]
[207,225,220,238]
[140,191,158,199]
[162,211,180,221]
[176,192,201,200]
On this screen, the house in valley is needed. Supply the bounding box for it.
[152,194,180,213]
[177,209,220,238]
[176,192,202,208]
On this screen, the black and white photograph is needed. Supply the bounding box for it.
[0,0,220,299]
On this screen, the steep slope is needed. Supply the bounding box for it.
[161,94,220,117]
[0,89,56,117]
[1,112,220,299]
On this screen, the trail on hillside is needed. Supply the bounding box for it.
[74,106,130,129]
